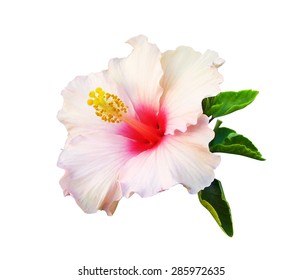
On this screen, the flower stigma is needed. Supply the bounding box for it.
[88,87,165,147]
[87,87,128,123]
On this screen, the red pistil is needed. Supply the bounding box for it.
[119,106,167,154]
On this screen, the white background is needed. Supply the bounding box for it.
[1,0,302,279]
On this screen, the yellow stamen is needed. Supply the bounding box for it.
[87,87,128,123]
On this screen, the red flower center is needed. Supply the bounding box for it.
[119,105,167,154]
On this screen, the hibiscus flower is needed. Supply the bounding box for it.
[57,35,224,215]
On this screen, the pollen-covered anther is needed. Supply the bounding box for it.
[87,87,128,123]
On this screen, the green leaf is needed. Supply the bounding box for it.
[202,90,259,118]
[198,179,233,237]
[209,120,265,160]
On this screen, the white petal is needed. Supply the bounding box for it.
[160,47,224,134]
[108,35,163,113]
[119,115,220,197]
[58,131,133,214]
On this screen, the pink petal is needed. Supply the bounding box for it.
[58,131,133,214]
[107,35,163,114]
[119,115,220,197]
[160,47,224,135]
